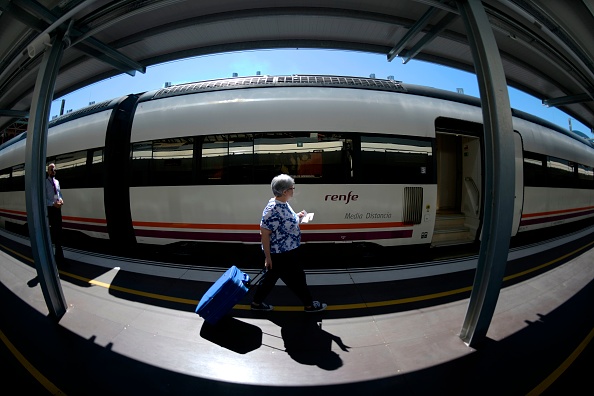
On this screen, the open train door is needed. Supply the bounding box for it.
[433,131,481,247]
[460,131,524,242]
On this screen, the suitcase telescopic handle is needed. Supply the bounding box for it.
[246,268,267,290]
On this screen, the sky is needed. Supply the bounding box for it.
[49,49,592,136]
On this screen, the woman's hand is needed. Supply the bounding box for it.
[261,227,273,270]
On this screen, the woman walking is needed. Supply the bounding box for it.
[251,174,327,313]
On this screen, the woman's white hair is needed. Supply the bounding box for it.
[271,174,294,197]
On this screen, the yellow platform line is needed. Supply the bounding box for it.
[0,329,66,395]
[2,238,594,311]
[63,238,594,311]
[56,270,475,311]
[527,325,594,396]
[504,239,594,282]
[2,238,594,395]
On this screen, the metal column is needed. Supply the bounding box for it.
[456,0,515,347]
[25,33,67,319]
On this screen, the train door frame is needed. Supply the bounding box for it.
[435,132,462,213]
[433,117,485,247]
[460,134,482,237]
[511,131,524,235]
[434,132,482,244]
[463,131,524,241]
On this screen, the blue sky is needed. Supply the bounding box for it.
[50,49,591,136]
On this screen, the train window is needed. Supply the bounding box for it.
[88,148,104,187]
[199,133,254,184]
[523,152,547,187]
[578,164,594,188]
[254,134,298,183]
[130,141,152,186]
[152,137,194,186]
[548,156,575,188]
[228,134,254,184]
[314,133,352,183]
[129,131,436,186]
[11,164,25,191]
[524,152,591,189]
[54,150,88,189]
[253,132,351,184]
[201,137,228,183]
[0,168,10,192]
[360,135,433,184]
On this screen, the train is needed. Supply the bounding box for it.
[1,75,593,256]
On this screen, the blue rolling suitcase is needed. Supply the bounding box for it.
[196,266,264,325]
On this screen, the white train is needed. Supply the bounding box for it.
[1,75,593,253]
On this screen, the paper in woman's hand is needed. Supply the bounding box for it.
[300,212,315,223]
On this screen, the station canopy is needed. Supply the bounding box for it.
[1,0,593,137]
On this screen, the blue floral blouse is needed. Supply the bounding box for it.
[260,198,301,253]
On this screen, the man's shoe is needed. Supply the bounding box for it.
[251,302,274,311]
[305,301,327,312]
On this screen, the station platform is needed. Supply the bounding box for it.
[1,230,594,395]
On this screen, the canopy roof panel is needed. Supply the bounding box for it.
[1,0,593,135]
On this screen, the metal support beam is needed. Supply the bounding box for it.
[542,92,593,107]
[73,40,145,77]
[0,109,28,117]
[457,0,515,347]
[387,6,439,62]
[401,12,458,64]
[25,32,67,319]
[11,0,145,76]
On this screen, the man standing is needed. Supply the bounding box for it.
[45,163,65,266]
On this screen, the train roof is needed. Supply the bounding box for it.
[1,75,592,151]
[144,75,407,100]
[0,131,26,152]
[47,96,127,129]
[140,74,594,149]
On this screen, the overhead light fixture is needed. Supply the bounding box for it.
[27,33,51,58]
